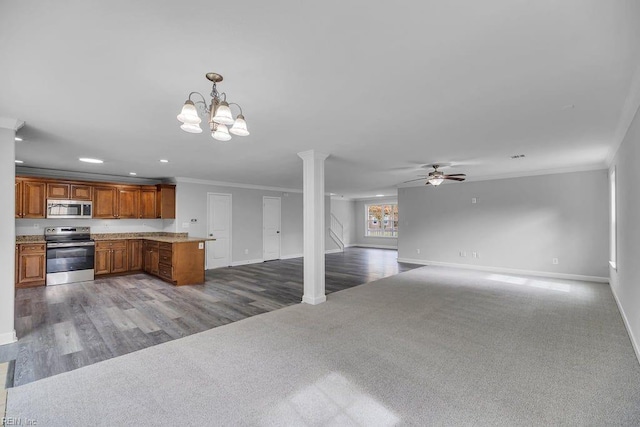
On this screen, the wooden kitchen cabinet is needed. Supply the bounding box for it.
[47,183,70,199]
[95,241,128,275]
[16,243,46,287]
[139,186,157,219]
[93,186,118,218]
[143,241,159,275]
[15,179,46,219]
[71,184,92,200]
[156,184,176,219]
[117,187,140,219]
[156,241,204,286]
[128,239,143,271]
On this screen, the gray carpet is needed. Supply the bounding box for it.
[6,266,640,426]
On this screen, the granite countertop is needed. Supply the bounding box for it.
[16,232,213,244]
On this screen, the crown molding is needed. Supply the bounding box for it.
[607,62,640,166]
[16,166,162,185]
[174,177,303,194]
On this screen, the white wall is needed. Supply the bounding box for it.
[609,104,640,361]
[16,218,167,236]
[398,170,608,279]
[330,198,356,246]
[353,197,398,249]
[175,181,305,263]
[0,127,16,345]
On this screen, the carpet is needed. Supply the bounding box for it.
[6,266,640,426]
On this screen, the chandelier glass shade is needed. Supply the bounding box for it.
[177,73,249,141]
[429,177,444,186]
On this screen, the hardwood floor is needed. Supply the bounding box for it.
[9,248,420,387]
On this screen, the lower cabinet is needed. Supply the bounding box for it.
[95,241,128,275]
[128,239,143,271]
[144,241,205,286]
[16,243,46,288]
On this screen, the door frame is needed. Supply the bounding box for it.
[263,196,282,261]
[206,192,232,269]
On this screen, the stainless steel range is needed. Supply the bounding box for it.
[45,226,95,285]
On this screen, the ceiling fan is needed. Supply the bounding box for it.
[403,164,466,186]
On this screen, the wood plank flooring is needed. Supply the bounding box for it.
[9,248,420,387]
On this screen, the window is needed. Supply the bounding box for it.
[610,167,617,270]
[365,203,398,237]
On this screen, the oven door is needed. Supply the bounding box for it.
[46,242,95,273]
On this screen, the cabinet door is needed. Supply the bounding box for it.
[128,240,143,271]
[18,253,46,285]
[93,186,118,218]
[47,183,70,199]
[95,249,111,275]
[117,187,140,219]
[156,185,176,219]
[15,180,23,218]
[71,185,92,200]
[139,187,156,219]
[22,181,46,218]
[150,249,159,275]
[111,246,129,273]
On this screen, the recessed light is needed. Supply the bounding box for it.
[375,194,385,197]
[561,104,575,110]
[330,193,336,196]
[79,158,103,164]
[14,137,22,142]
[129,172,137,176]
[160,159,169,163]
[15,160,24,164]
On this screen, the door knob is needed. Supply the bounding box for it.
[276,231,280,234]
[209,234,213,237]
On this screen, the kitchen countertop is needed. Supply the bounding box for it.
[16,232,213,244]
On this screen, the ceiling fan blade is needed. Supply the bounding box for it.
[444,174,466,177]
[403,178,427,183]
[445,177,466,181]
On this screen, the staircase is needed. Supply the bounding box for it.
[329,213,345,252]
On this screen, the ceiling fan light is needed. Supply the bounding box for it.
[212,101,234,125]
[229,114,250,136]
[429,178,444,186]
[212,123,232,141]
[180,122,203,134]
[177,100,201,125]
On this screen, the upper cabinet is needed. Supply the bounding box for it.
[156,184,176,219]
[15,179,46,219]
[16,177,176,220]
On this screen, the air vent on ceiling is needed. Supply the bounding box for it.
[510,154,526,159]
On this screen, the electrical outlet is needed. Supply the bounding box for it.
[244,249,249,255]
[472,197,478,204]
[33,223,39,228]
[472,252,478,258]
[552,258,559,265]
[190,218,197,223]
[416,248,421,254]
[459,251,466,257]
[182,222,189,228]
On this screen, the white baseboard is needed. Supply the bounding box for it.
[0,330,17,346]
[281,253,303,260]
[230,258,264,267]
[302,294,327,305]
[610,284,640,366]
[397,258,609,283]
[325,248,343,254]
[351,244,398,250]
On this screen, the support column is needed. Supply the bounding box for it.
[298,150,330,305]
[0,118,22,346]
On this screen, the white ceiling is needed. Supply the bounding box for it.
[1,1,639,198]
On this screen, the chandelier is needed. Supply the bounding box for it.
[177,72,249,141]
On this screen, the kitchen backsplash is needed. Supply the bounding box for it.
[16,218,170,236]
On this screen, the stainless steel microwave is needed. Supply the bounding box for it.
[46,200,93,219]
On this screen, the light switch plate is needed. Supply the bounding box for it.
[198,242,204,249]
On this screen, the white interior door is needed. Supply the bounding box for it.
[207,193,231,269]
[263,196,281,261]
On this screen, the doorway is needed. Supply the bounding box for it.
[207,193,232,269]
[263,196,281,261]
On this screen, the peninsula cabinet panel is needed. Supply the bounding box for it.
[117,187,140,219]
[93,186,118,218]
[16,243,46,288]
[47,183,70,199]
[139,186,157,219]
[22,181,46,218]
[71,184,92,200]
